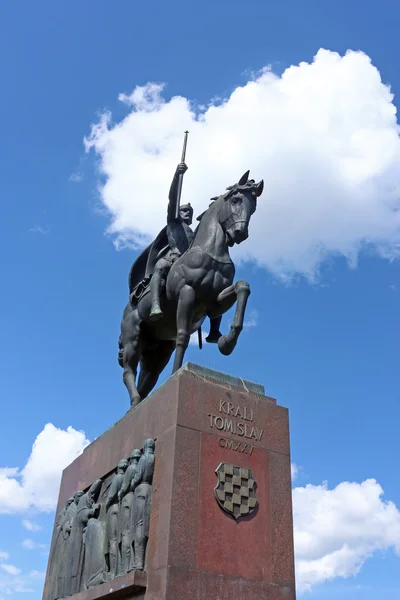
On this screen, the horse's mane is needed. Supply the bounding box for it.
[190,195,223,247]
[189,176,261,248]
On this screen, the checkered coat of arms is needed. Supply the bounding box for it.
[214,463,258,520]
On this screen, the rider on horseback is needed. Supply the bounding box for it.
[149,162,192,321]
[149,162,222,343]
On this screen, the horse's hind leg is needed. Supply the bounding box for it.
[172,284,196,373]
[120,304,142,408]
[137,340,175,399]
[123,341,141,408]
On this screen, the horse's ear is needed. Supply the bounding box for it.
[238,170,250,185]
[256,180,264,197]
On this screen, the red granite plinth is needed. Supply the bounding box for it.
[43,363,296,600]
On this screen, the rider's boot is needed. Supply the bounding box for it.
[149,271,164,321]
[206,316,223,343]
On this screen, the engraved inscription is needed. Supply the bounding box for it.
[207,397,264,448]
[218,437,253,454]
[207,413,264,441]
[219,399,253,421]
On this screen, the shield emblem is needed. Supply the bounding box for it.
[214,463,258,520]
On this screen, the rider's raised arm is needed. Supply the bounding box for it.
[167,162,188,222]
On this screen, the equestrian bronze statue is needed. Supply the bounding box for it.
[119,135,264,407]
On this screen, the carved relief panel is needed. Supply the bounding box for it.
[46,438,155,600]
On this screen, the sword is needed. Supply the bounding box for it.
[175,130,189,219]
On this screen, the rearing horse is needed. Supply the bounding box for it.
[119,171,264,407]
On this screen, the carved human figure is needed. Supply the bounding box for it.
[118,449,142,573]
[105,459,128,578]
[47,497,74,600]
[67,480,102,595]
[56,491,84,598]
[82,502,106,590]
[131,439,155,571]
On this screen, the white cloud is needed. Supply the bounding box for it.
[291,463,299,480]
[22,520,40,532]
[0,566,21,577]
[22,539,46,551]
[0,564,37,596]
[0,423,90,514]
[293,478,400,593]
[29,571,45,580]
[243,309,259,329]
[85,49,400,280]
[0,555,8,562]
[69,171,83,183]
[28,225,50,235]
[189,330,201,345]
[0,574,34,598]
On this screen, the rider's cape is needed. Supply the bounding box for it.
[128,227,170,300]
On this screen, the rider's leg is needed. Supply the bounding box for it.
[206,316,223,343]
[149,260,168,320]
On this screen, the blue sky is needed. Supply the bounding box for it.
[0,1,399,598]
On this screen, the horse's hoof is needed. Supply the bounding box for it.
[149,309,164,322]
[218,335,237,356]
[206,331,222,344]
[130,398,141,410]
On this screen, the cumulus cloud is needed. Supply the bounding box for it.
[291,463,300,480]
[22,539,46,551]
[0,578,33,595]
[293,478,400,593]
[0,559,39,597]
[22,519,40,532]
[0,554,8,562]
[69,171,83,183]
[29,570,45,580]
[28,225,50,235]
[0,423,90,514]
[243,309,259,329]
[85,49,400,279]
[189,331,200,346]
[0,565,21,576]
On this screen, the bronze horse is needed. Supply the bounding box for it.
[119,171,264,407]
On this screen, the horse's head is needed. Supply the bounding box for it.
[217,171,264,246]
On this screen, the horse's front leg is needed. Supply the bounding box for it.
[172,284,196,373]
[215,280,251,356]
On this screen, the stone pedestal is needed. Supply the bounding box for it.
[43,363,296,600]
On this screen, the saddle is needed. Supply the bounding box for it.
[128,226,170,305]
[130,275,153,305]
